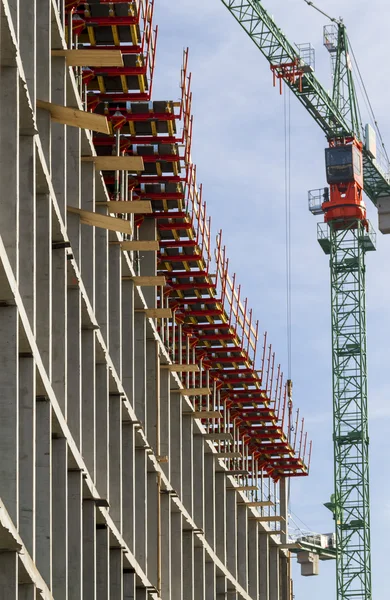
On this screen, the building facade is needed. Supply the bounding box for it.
[0,1,310,598]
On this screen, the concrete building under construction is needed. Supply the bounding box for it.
[0,1,312,598]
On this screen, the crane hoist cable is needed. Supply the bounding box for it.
[284,88,292,382]
[347,35,390,165]
[284,88,294,458]
[302,0,341,24]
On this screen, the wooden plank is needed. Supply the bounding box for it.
[203,433,233,441]
[214,452,242,459]
[253,516,285,523]
[82,156,144,172]
[184,411,222,419]
[37,100,109,134]
[179,388,211,396]
[67,206,132,234]
[124,276,166,287]
[238,501,275,508]
[134,308,172,319]
[52,49,124,67]
[120,240,159,251]
[106,200,151,214]
[161,364,200,373]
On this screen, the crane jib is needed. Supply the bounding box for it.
[221,0,390,204]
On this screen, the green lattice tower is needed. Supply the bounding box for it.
[320,220,375,600]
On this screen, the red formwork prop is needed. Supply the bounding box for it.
[71,7,311,481]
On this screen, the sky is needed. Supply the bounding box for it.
[153,2,390,598]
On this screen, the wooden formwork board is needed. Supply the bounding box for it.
[82,156,144,172]
[119,240,159,251]
[67,206,132,234]
[124,276,166,286]
[52,49,124,67]
[37,100,109,134]
[134,308,172,319]
[162,364,200,373]
[180,388,211,396]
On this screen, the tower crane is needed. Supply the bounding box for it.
[219,1,390,599]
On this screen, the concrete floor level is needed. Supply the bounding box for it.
[0,1,295,598]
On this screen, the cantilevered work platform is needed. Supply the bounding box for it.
[0,1,310,598]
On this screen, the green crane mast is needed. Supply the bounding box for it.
[219,2,390,599]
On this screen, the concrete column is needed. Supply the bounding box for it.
[124,571,136,600]
[169,394,182,496]
[259,533,270,600]
[248,520,259,599]
[51,54,67,220]
[122,423,135,553]
[82,330,96,480]
[159,369,170,479]
[215,473,226,563]
[108,245,122,377]
[109,548,123,600]
[160,492,171,598]
[51,247,67,410]
[19,356,35,558]
[146,340,158,453]
[237,504,248,590]
[52,436,68,600]
[19,0,36,105]
[138,218,157,308]
[0,551,17,599]
[134,313,147,426]
[95,363,109,500]
[109,394,123,533]
[0,66,19,274]
[95,224,108,343]
[135,588,148,600]
[0,307,18,525]
[36,194,52,377]
[182,530,194,600]
[194,545,205,599]
[67,288,81,445]
[146,471,158,588]
[193,433,204,529]
[204,454,215,549]
[279,554,290,600]
[170,512,182,600]
[182,412,193,515]
[134,448,147,572]
[205,562,216,600]
[18,137,36,330]
[65,126,81,263]
[83,500,97,600]
[19,583,36,600]
[36,397,52,590]
[279,479,288,545]
[96,526,110,600]
[81,162,95,305]
[216,573,227,599]
[35,0,51,161]
[121,279,134,404]
[68,470,83,599]
[269,544,280,600]
[226,489,237,579]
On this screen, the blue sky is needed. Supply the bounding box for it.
[153,2,390,598]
